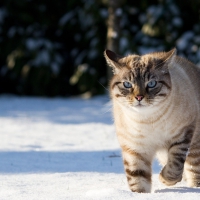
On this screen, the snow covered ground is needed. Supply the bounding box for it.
[0,95,200,200]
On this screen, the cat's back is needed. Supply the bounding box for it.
[172,55,200,85]
[170,55,200,91]
[170,55,200,112]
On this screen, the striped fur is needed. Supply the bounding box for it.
[104,49,200,193]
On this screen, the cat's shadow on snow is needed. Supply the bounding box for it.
[155,187,200,193]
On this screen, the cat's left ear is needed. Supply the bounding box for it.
[104,50,123,74]
[158,48,176,64]
[155,48,176,71]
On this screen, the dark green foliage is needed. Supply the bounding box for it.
[0,0,200,96]
[0,0,107,96]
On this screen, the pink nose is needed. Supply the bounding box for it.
[135,95,144,102]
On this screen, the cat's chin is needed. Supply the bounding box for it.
[135,104,145,108]
[131,103,154,112]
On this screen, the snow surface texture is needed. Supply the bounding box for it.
[0,95,200,200]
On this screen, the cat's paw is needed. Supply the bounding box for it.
[129,184,151,193]
[186,178,200,187]
[127,177,151,193]
[159,173,182,186]
[159,167,182,186]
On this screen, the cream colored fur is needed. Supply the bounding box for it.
[105,49,200,193]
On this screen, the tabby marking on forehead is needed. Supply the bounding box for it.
[104,48,200,193]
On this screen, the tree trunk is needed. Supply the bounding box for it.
[106,0,124,79]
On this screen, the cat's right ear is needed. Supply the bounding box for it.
[104,50,123,74]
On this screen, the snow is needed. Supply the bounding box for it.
[0,95,200,199]
[176,31,194,50]
[172,17,182,27]
[33,49,50,66]
[59,11,75,26]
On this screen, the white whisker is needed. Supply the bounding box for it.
[98,81,109,91]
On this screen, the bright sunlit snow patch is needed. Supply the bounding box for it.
[0,95,200,199]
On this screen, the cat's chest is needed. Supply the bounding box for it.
[113,100,196,144]
[121,116,169,136]
[115,116,176,151]
[114,107,178,142]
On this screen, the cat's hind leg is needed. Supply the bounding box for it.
[184,135,200,187]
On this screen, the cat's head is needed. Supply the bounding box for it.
[104,49,176,111]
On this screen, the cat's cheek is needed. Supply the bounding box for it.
[111,89,121,99]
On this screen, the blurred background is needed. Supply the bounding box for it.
[0,0,200,97]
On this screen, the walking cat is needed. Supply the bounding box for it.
[104,48,200,193]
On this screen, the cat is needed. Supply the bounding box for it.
[104,48,200,193]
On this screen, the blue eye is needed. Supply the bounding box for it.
[147,80,157,88]
[123,81,132,88]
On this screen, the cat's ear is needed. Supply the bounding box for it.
[104,50,123,74]
[159,48,176,63]
[155,48,176,70]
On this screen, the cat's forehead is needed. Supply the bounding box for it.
[120,55,156,76]
[119,55,163,79]
[128,54,157,69]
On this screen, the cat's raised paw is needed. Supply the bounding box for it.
[159,168,182,186]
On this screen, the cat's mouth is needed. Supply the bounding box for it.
[130,102,147,111]
[135,102,145,107]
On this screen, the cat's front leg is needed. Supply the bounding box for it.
[121,145,152,193]
[159,133,192,186]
